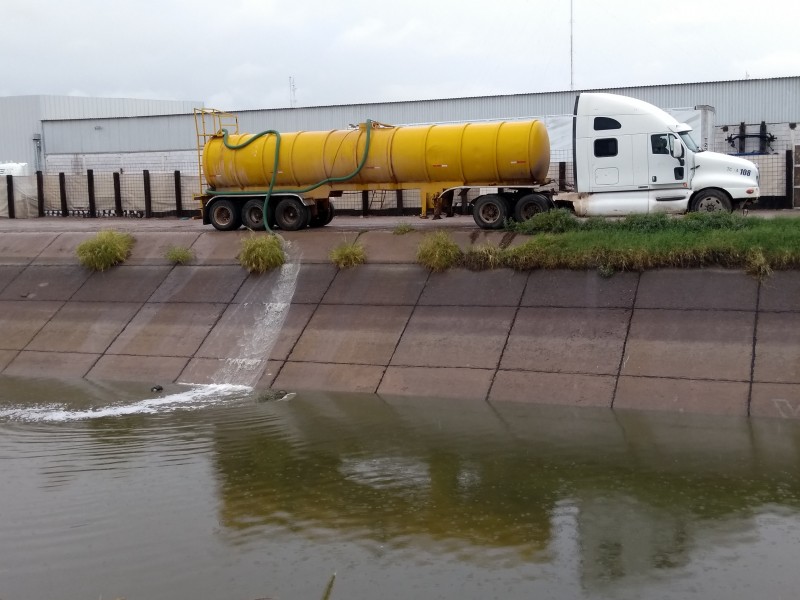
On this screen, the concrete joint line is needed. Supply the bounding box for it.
[176,265,252,383]
[273,258,343,386]
[91,264,176,381]
[747,280,762,417]
[616,373,750,384]
[376,268,433,393]
[611,272,641,409]
[486,270,532,403]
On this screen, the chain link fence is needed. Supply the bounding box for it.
[1,141,793,219]
[2,169,201,219]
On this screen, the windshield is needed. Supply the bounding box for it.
[679,131,701,152]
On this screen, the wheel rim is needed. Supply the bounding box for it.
[697,196,724,212]
[282,205,300,227]
[246,206,263,224]
[213,205,233,226]
[519,202,543,220]
[479,202,501,224]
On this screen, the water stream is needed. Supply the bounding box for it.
[206,243,300,387]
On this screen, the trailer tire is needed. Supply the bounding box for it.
[324,201,335,225]
[274,197,309,231]
[241,198,267,231]
[309,202,335,228]
[208,198,242,231]
[691,189,732,213]
[473,194,509,229]
[514,194,550,222]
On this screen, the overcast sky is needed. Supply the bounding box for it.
[2,0,799,109]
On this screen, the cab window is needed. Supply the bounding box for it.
[594,117,621,130]
[594,138,618,157]
[651,134,670,155]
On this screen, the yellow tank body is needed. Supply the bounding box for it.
[203,119,550,194]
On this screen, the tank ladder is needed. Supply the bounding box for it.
[193,108,239,198]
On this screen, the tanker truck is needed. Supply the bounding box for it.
[197,93,760,231]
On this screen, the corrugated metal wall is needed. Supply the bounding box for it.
[233,77,800,132]
[38,77,800,161]
[38,96,202,120]
[0,96,44,168]
[0,95,202,168]
[44,114,198,154]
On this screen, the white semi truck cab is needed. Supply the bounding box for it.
[569,93,759,216]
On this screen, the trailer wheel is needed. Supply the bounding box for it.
[274,197,309,231]
[691,189,732,213]
[309,202,335,228]
[473,194,509,229]
[324,201,335,225]
[241,198,267,231]
[208,198,242,231]
[514,194,550,222]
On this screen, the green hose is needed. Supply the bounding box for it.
[211,120,375,231]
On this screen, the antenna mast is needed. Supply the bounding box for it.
[289,76,297,108]
[570,0,574,90]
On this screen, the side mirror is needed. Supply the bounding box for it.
[670,138,685,159]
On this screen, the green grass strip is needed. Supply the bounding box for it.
[452,211,800,279]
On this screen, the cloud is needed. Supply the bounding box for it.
[0,0,797,109]
[738,52,800,79]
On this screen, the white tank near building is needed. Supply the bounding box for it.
[0,163,30,176]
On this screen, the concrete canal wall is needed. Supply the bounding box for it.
[0,225,799,419]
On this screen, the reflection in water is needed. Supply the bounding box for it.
[2,382,800,599]
[212,394,800,592]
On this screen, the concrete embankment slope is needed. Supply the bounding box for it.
[0,219,799,419]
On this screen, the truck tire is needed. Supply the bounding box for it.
[309,202,335,228]
[274,197,309,231]
[691,189,732,213]
[473,194,509,229]
[241,198,267,231]
[324,201,335,225]
[208,198,242,231]
[514,194,550,222]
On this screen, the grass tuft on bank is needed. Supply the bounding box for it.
[393,222,415,235]
[76,230,134,271]
[330,241,366,268]
[453,212,800,279]
[239,234,285,273]
[165,245,194,265]
[417,231,463,272]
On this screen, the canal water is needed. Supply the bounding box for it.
[1,376,800,600]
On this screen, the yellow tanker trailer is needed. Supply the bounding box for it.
[198,114,551,231]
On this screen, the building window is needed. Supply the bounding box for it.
[594,138,618,157]
[594,117,622,130]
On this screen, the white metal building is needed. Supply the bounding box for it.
[0,96,203,171]
[1,77,798,216]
